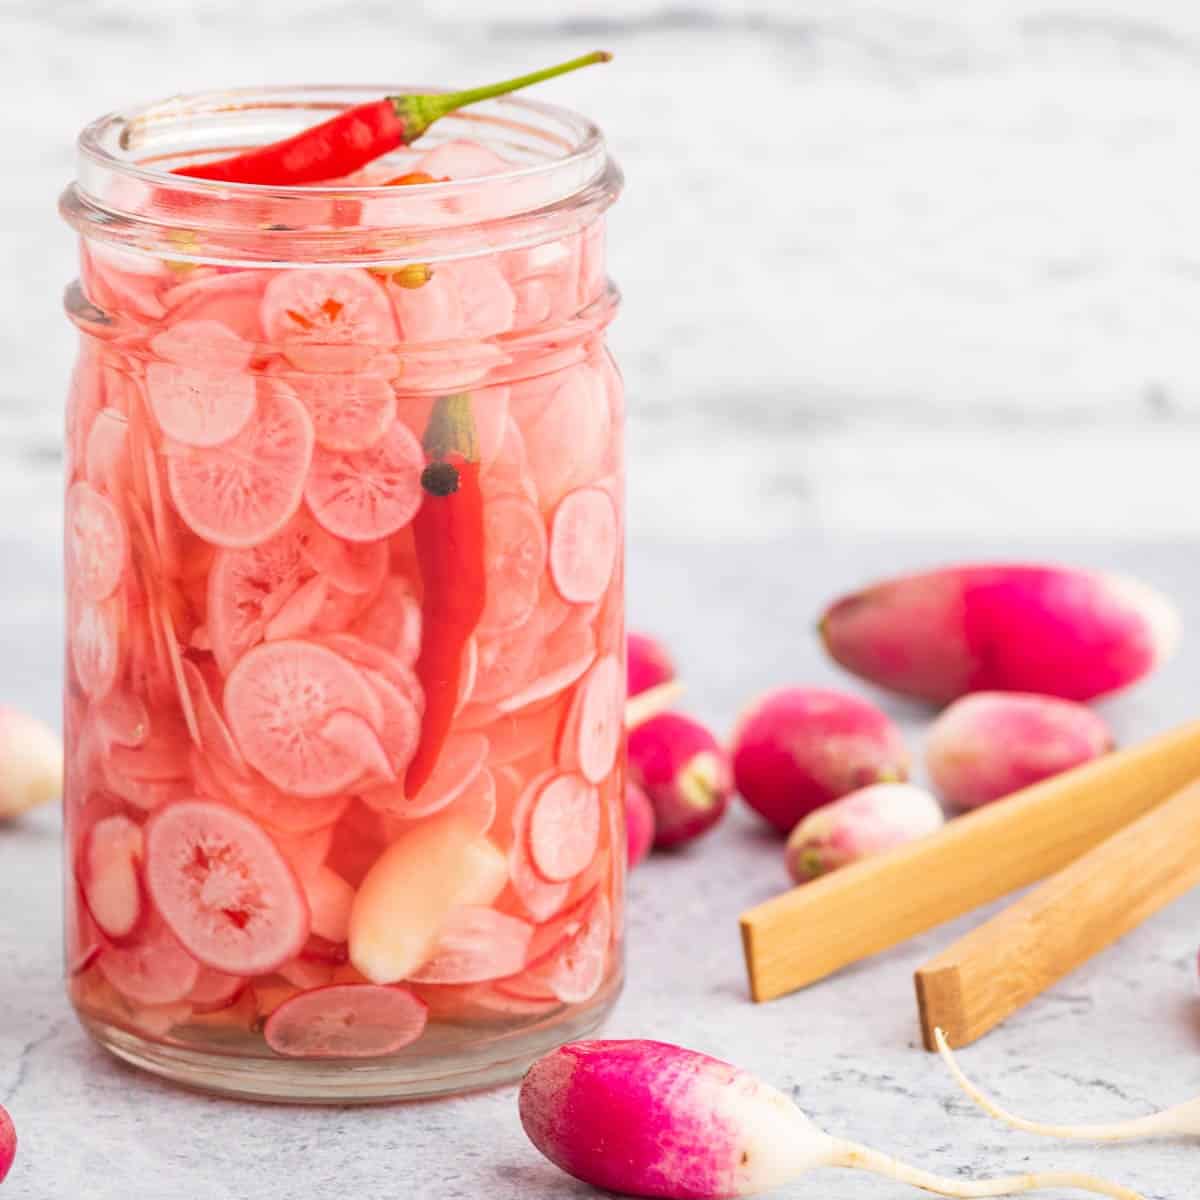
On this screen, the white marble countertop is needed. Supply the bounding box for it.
[2,531,1196,1198]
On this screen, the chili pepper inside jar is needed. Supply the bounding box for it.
[59,80,625,1102]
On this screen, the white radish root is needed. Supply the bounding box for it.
[623,680,683,731]
[935,1028,1200,1141]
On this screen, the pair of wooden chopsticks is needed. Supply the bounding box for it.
[739,721,1200,1048]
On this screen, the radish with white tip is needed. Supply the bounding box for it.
[519,1039,1144,1199]
[935,1028,1200,1141]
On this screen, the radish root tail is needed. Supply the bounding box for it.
[934,1027,1195,1142]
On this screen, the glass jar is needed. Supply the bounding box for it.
[59,85,624,1102]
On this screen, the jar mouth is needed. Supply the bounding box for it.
[62,85,620,267]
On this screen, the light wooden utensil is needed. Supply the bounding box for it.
[740,720,1200,1003]
[915,775,1200,1050]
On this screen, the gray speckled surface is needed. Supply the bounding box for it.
[2,533,1197,1198]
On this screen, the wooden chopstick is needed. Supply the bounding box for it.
[915,776,1200,1050]
[740,720,1200,1003]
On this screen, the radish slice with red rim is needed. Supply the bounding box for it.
[477,497,547,636]
[408,907,533,985]
[146,362,257,448]
[66,481,128,602]
[508,771,570,922]
[561,655,622,784]
[79,814,144,941]
[549,487,618,605]
[263,983,427,1059]
[527,774,601,883]
[97,915,201,1006]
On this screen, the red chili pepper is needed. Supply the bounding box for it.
[406,394,486,796]
[173,52,610,186]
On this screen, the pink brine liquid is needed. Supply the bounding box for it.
[62,132,625,1088]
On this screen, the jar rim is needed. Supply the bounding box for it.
[62,85,621,267]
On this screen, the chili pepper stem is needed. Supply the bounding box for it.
[393,51,612,140]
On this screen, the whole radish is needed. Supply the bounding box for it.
[628,632,676,699]
[785,782,944,883]
[519,1039,1143,1199]
[731,688,908,835]
[625,780,656,867]
[0,1103,14,1183]
[935,1029,1200,1143]
[820,564,1178,705]
[927,693,1113,810]
[628,714,731,848]
[0,706,63,819]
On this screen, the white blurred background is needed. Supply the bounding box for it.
[5,0,1200,547]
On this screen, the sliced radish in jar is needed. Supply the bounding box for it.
[71,593,123,701]
[146,362,258,448]
[66,481,128,602]
[144,800,310,975]
[477,497,547,636]
[263,573,329,641]
[528,774,601,883]
[509,771,571,922]
[272,824,334,884]
[181,661,247,776]
[364,732,488,819]
[288,372,396,452]
[303,866,354,944]
[319,634,425,715]
[94,690,150,749]
[469,623,542,707]
[525,893,611,1004]
[356,669,421,775]
[162,270,268,344]
[79,814,144,941]
[408,907,533,984]
[304,420,424,543]
[166,380,314,549]
[263,983,427,1059]
[561,655,622,785]
[223,640,385,798]
[297,524,389,596]
[549,487,618,605]
[349,575,422,664]
[97,915,200,1005]
[261,269,396,373]
[85,408,130,495]
[320,709,394,784]
[150,319,254,371]
[188,967,246,1013]
[496,624,596,714]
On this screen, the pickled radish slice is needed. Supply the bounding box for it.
[71,594,123,701]
[562,655,622,784]
[509,771,570,922]
[94,690,149,749]
[224,640,384,798]
[280,957,336,990]
[350,575,422,663]
[496,625,595,714]
[319,634,425,715]
[350,814,507,983]
[469,623,541,706]
[85,408,130,495]
[66,481,128,602]
[162,270,267,344]
[357,670,420,775]
[456,636,479,714]
[189,967,246,1013]
[412,139,511,181]
[207,525,308,674]
[106,717,190,782]
[263,983,427,1059]
[97,916,200,1005]
[288,372,396,452]
[181,661,247,776]
[146,362,258,448]
[528,894,611,1004]
[449,767,497,838]
[408,907,533,984]
[364,732,487,819]
[304,866,354,944]
[144,800,310,975]
[166,380,314,549]
[264,574,329,641]
[150,319,254,372]
[478,497,548,635]
[549,487,617,605]
[273,824,334,884]
[320,709,394,784]
[304,420,424,543]
[297,524,389,596]
[528,775,601,882]
[80,815,144,940]
[261,269,396,373]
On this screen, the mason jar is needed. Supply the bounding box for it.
[59,85,624,1102]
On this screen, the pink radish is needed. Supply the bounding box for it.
[286,371,396,452]
[935,1029,1200,1142]
[560,654,623,785]
[528,774,601,882]
[820,565,1180,705]
[629,714,731,849]
[144,799,310,975]
[785,782,944,883]
[79,814,144,940]
[549,487,618,604]
[625,780,656,867]
[146,362,257,448]
[97,915,200,1005]
[65,481,128,602]
[0,1103,15,1184]
[0,706,63,819]
[166,380,314,549]
[926,692,1113,810]
[731,688,908,835]
[520,1039,1144,1200]
[408,906,534,984]
[263,983,427,1058]
[478,496,548,635]
[304,420,425,542]
[628,632,676,699]
[224,639,383,798]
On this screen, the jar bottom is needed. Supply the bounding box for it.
[76,970,623,1104]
